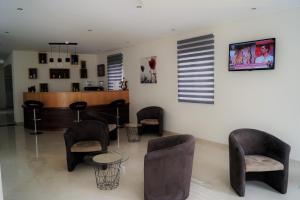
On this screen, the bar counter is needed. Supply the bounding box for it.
[23,90,129,130]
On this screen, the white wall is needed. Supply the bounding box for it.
[12,50,106,123]
[100,8,300,160]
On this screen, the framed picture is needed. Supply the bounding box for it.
[140,56,157,84]
[97,64,105,77]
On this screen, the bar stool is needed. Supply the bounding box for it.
[69,101,87,123]
[24,100,44,135]
[109,99,126,148]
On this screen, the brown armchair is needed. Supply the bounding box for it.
[137,106,163,136]
[144,135,195,200]
[229,128,291,196]
[64,120,109,171]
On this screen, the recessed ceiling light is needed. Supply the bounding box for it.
[136,0,143,8]
[17,8,23,11]
[251,7,257,10]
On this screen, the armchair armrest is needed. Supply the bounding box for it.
[266,134,291,164]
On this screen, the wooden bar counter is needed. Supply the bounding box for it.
[23,91,129,130]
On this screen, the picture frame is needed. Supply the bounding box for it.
[97,64,105,77]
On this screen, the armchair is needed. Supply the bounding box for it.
[64,120,109,171]
[137,106,163,136]
[229,128,291,196]
[144,134,195,200]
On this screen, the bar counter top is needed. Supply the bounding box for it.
[23,90,129,108]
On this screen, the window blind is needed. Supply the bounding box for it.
[107,53,123,90]
[177,34,214,104]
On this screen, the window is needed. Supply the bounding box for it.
[177,34,215,104]
[107,53,123,90]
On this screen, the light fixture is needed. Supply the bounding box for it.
[136,0,143,8]
[4,31,9,34]
[48,42,78,64]
[88,29,93,32]
[57,45,62,63]
[0,59,4,64]
[17,8,23,11]
[49,45,54,62]
[251,7,257,10]
[65,46,70,62]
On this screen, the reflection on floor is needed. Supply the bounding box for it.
[0,125,299,200]
[0,109,15,127]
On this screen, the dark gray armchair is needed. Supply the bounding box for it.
[229,128,291,196]
[64,120,109,171]
[137,106,163,136]
[144,134,195,200]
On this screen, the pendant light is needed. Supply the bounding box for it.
[57,45,62,63]
[49,45,54,62]
[65,46,70,62]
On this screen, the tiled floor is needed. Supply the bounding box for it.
[0,125,299,200]
[0,110,15,127]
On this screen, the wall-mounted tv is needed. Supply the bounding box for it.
[229,38,275,71]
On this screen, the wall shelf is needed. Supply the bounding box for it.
[49,68,70,79]
[29,68,38,79]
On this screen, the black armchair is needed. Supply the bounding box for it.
[144,135,195,200]
[137,106,163,136]
[64,120,109,171]
[229,128,291,196]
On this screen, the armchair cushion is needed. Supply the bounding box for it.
[71,141,102,153]
[141,119,159,125]
[245,155,284,172]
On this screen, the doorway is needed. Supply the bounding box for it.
[0,64,15,126]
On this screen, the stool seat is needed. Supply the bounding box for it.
[24,100,44,110]
[109,99,125,107]
[69,101,87,110]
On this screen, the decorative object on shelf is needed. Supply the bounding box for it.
[40,83,48,92]
[29,68,38,79]
[80,68,88,79]
[140,56,157,84]
[72,83,80,92]
[38,53,47,64]
[81,60,86,68]
[28,86,36,92]
[49,68,70,79]
[119,77,128,90]
[97,64,105,77]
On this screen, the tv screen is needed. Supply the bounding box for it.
[229,38,275,71]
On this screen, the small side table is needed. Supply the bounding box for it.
[125,123,141,142]
[85,151,129,190]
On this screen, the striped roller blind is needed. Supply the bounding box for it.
[177,34,214,104]
[107,53,123,90]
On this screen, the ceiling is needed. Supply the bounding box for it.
[0,0,300,59]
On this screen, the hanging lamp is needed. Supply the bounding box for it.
[49,45,54,63]
[65,46,70,62]
[57,45,62,62]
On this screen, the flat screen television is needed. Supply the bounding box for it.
[229,38,275,71]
